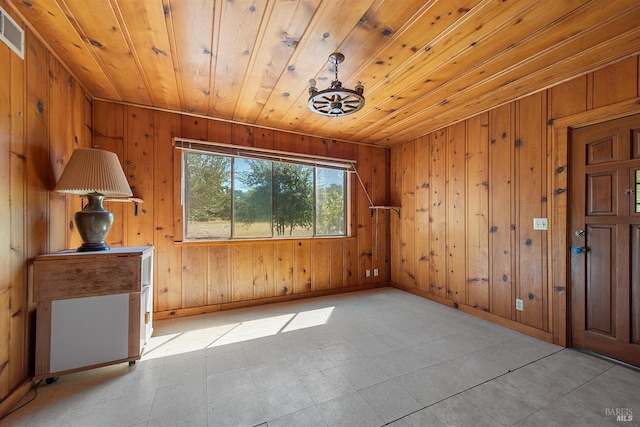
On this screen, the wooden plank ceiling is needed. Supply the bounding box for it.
[9,0,640,146]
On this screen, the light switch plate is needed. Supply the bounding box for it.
[533,218,548,230]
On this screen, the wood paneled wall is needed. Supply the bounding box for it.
[0,5,91,410]
[92,101,391,318]
[391,55,640,344]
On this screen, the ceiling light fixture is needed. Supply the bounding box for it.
[308,52,364,117]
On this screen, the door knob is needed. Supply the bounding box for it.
[572,247,589,254]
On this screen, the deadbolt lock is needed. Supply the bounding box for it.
[574,229,586,237]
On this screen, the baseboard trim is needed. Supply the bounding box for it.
[391,282,554,344]
[155,282,390,320]
[0,379,34,419]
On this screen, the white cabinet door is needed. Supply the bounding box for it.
[50,294,129,373]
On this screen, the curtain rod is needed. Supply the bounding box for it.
[173,137,357,169]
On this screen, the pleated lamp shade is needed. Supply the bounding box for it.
[55,147,132,196]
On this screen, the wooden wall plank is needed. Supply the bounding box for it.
[312,240,331,291]
[232,245,254,301]
[389,146,402,284]
[8,37,27,392]
[93,102,125,248]
[254,128,275,151]
[0,35,12,400]
[293,241,312,294]
[370,150,395,281]
[253,243,275,299]
[515,93,547,330]
[429,129,447,297]
[182,246,208,307]
[488,104,514,319]
[446,122,467,304]
[71,81,92,250]
[592,56,639,108]
[372,146,390,281]
[124,107,154,246]
[48,60,73,252]
[357,145,373,284]
[208,245,231,304]
[400,141,416,288]
[330,240,344,289]
[466,113,490,312]
[550,76,588,120]
[343,238,358,287]
[415,135,430,291]
[25,30,50,258]
[154,110,183,311]
[208,119,233,143]
[275,242,294,296]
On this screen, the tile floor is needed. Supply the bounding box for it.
[2,288,639,426]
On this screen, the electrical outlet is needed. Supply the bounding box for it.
[366,269,371,278]
[515,298,524,311]
[533,218,548,230]
[374,269,379,277]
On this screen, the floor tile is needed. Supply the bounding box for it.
[320,342,365,366]
[514,396,620,427]
[428,394,506,426]
[206,366,256,402]
[370,348,428,378]
[349,335,394,357]
[358,380,423,423]
[461,370,563,425]
[149,379,207,421]
[316,391,384,427]
[300,367,355,404]
[251,358,300,389]
[205,347,249,375]
[207,390,265,426]
[286,348,336,376]
[393,359,484,406]
[267,405,329,427]
[337,357,390,390]
[387,408,445,427]
[257,377,314,421]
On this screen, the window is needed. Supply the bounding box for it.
[179,141,350,241]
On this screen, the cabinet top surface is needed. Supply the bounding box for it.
[35,246,154,261]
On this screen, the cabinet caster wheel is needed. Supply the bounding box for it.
[45,377,59,384]
[129,360,136,366]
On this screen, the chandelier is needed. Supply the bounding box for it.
[308,52,365,117]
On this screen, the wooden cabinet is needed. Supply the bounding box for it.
[33,246,154,380]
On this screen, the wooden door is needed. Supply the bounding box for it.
[570,114,640,367]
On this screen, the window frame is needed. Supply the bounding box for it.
[175,138,354,242]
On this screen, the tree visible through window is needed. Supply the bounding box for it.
[184,151,347,240]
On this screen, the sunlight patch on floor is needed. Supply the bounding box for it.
[143,306,335,359]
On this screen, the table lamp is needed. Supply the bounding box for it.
[54,147,132,252]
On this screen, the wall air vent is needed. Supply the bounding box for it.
[0,6,24,60]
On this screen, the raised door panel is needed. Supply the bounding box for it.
[585,225,615,335]
[587,172,617,215]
